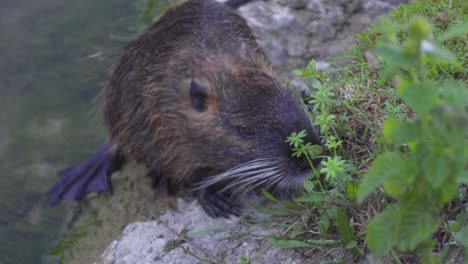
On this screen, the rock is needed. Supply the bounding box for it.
[98,199,321,264]
[280,0,308,9]
[234,0,408,73]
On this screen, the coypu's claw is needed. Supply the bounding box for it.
[196,187,241,218]
[48,142,122,205]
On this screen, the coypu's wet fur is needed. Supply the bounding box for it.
[50,0,321,218]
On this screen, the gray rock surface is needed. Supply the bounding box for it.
[235,0,408,73]
[98,199,309,264]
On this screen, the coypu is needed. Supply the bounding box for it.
[49,0,321,218]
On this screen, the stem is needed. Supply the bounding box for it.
[179,245,217,264]
[419,52,427,81]
[305,152,324,192]
[249,244,273,263]
[390,249,402,264]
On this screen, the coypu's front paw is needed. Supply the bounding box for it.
[196,187,241,218]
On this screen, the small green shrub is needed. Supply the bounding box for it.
[260,63,363,256]
[356,17,467,263]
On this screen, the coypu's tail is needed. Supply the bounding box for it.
[48,142,122,205]
[224,0,254,9]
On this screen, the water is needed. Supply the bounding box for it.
[0,0,143,262]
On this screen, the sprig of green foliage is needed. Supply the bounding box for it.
[356,17,467,263]
[270,58,361,254]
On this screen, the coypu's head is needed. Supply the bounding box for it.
[179,54,322,196]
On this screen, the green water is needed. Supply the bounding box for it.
[0,0,143,263]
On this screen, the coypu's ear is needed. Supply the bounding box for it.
[189,80,207,112]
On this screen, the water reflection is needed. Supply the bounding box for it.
[0,0,139,262]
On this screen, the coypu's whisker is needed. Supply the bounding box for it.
[238,174,277,196]
[275,172,306,194]
[219,168,280,194]
[194,159,277,190]
[267,173,287,195]
[244,171,286,196]
[265,172,286,192]
[232,169,282,195]
[197,166,273,190]
[248,170,282,191]
[224,161,277,178]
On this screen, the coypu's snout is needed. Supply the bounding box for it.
[279,91,323,169]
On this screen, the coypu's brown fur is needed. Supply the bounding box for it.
[103,0,269,186]
[101,0,321,217]
[49,0,320,217]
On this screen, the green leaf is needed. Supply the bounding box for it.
[307,144,324,159]
[377,43,415,79]
[397,200,440,251]
[336,208,355,243]
[305,239,341,245]
[440,80,468,108]
[327,205,339,219]
[292,69,304,77]
[366,207,399,258]
[346,182,358,201]
[357,152,405,202]
[249,204,300,216]
[408,17,432,40]
[390,119,422,145]
[262,189,280,203]
[382,118,402,144]
[303,180,315,193]
[298,130,307,138]
[295,192,328,203]
[447,220,462,233]
[320,214,330,237]
[440,177,459,203]
[381,158,415,197]
[271,240,315,248]
[397,80,439,113]
[239,256,248,264]
[421,150,449,189]
[280,201,304,210]
[293,60,317,78]
[459,170,468,185]
[423,42,458,64]
[437,20,468,42]
[454,226,468,248]
[290,223,304,239]
[345,240,357,249]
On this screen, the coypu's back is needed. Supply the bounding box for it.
[103,0,270,184]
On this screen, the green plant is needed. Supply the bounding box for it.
[356,17,467,263]
[252,2,467,263]
[262,59,363,255]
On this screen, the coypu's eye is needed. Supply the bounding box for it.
[238,126,255,138]
[189,80,207,112]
